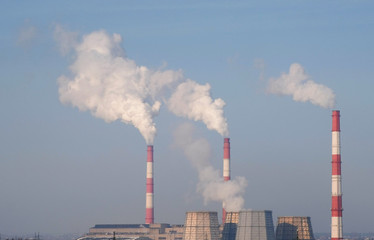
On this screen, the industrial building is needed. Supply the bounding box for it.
[222,212,239,240]
[183,211,220,240]
[76,211,221,240]
[76,223,183,240]
[77,210,277,240]
[234,210,275,240]
[222,210,277,240]
[275,217,314,240]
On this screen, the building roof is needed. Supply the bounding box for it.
[92,224,150,229]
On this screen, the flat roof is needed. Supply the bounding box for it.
[92,224,150,229]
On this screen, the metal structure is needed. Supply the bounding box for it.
[146,145,154,224]
[223,137,231,223]
[331,110,343,240]
[275,216,314,240]
[183,211,220,240]
[222,212,239,240]
[235,210,275,240]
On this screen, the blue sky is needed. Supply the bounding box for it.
[0,0,373,235]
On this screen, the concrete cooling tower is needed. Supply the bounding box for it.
[183,211,220,240]
[235,210,275,240]
[222,212,239,240]
[275,216,314,240]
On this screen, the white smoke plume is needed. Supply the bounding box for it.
[57,29,183,144]
[267,63,335,108]
[56,28,228,143]
[168,80,229,136]
[174,122,247,212]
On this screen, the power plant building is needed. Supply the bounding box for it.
[222,212,239,240]
[183,211,220,240]
[235,210,275,240]
[77,223,184,240]
[275,216,314,240]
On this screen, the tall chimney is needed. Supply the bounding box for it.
[222,137,231,223]
[146,145,154,224]
[331,110,342,240]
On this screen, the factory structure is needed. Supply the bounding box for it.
[222,138,231,224]
[77,223,184,240]
[183,212,220,240]
[223,210,276,240]
[146,145,154,225]
[76,111,341,240]
[275,217,314,240]
[78,210,315,240]
[331,111,343,240]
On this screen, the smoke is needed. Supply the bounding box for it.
[174,122,247,212]
[57,29,183,144]
[168,80,229,136]
[56,27,228,143]
[267,63,335,108]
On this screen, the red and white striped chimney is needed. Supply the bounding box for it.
[145,145,154,224]
[331,110,343,240]
[222,137,230,223]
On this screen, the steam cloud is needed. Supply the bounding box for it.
[267,63,335,108]
[57,29,183,144]
[56,27,228,143]
[174,122,247,212]
[168,80,229,136]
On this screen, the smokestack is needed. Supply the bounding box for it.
[146,145,154,224]
[222,137,231,223]
[331,110,342,240]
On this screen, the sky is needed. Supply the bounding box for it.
[0,0,373,235]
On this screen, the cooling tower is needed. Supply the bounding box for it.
[275,216,314,240]
[222,138,231,223]
[222,212,239,240]
[145,145,154,224]
[183,211,220,240]
[235,210,275,240]
[331,110,343,240]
